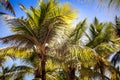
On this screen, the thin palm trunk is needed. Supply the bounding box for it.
[34,60,46,80]
[34,68,41,79]
[40,52,46,80]
[100,67,105,80]
[68,66,75,80]
[41,58,46,80]
[99,61,105,80]
[35,53,46,80]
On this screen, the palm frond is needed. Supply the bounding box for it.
[111,50,120,66]
[8,18,36,36]
[0,46,31,59]
[46,59,60,73]
[0,64,33,79]
[0,57,7,66]
[0,0,15,16]
[94,17,99,27]
[70,19,87,44]
[79,66,111,80]
[69,46,96,67]
[95,42,118,58]
[115,16,120,36]
[22,51,40,67]
[86,18,115,48]
[0,34,37,48]
[108,0,120,8]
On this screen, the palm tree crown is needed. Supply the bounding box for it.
[0,0,77,80]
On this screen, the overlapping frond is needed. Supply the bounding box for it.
[93,57,120,80]
[0,0,15,15]
[70,19,87,44]
[0,56,7,66]
[86,18,115,48]
[0,64,33,80]
[115,16,120,36]
[0,46,31,59]
[79,66,110,80]
[8,18,36,36]
[111,50,120,66]
[23,52,41,68]
[95,42,118,58]
[69,46,96,67]
[0,34,35,48]
[107,0,120,8]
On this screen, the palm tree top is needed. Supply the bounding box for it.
[0,0,77,50]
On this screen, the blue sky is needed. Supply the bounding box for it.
[0,0,120,79]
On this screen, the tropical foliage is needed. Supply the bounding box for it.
[0,0,120,80]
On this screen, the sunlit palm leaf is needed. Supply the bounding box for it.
[79,66,110,80]
[95,42,118,58]
[70,19,87,44]
[69,46,96,67]
[0,46,32,59]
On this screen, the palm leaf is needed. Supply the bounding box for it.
[111,50,120,66]
[95,42,118,58]
[0,34,36,49]
[68,46,96,67]
[0,64,33,79]
[86,18,115,48]
[70,19,87,44]
[79,66,111,80]
[0,0,15,15]
[0,46,32,59]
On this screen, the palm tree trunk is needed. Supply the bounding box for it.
[68,66,76,80]
[37,47,46,80]
[99,61,105,80]
[41,59,46,80]
[37,51,46,80]
[34,68,41,79]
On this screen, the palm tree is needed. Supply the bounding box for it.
[83,17,120,80]
[0,0,77,80]
[62,17,119,80]
[0,0,15,15]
